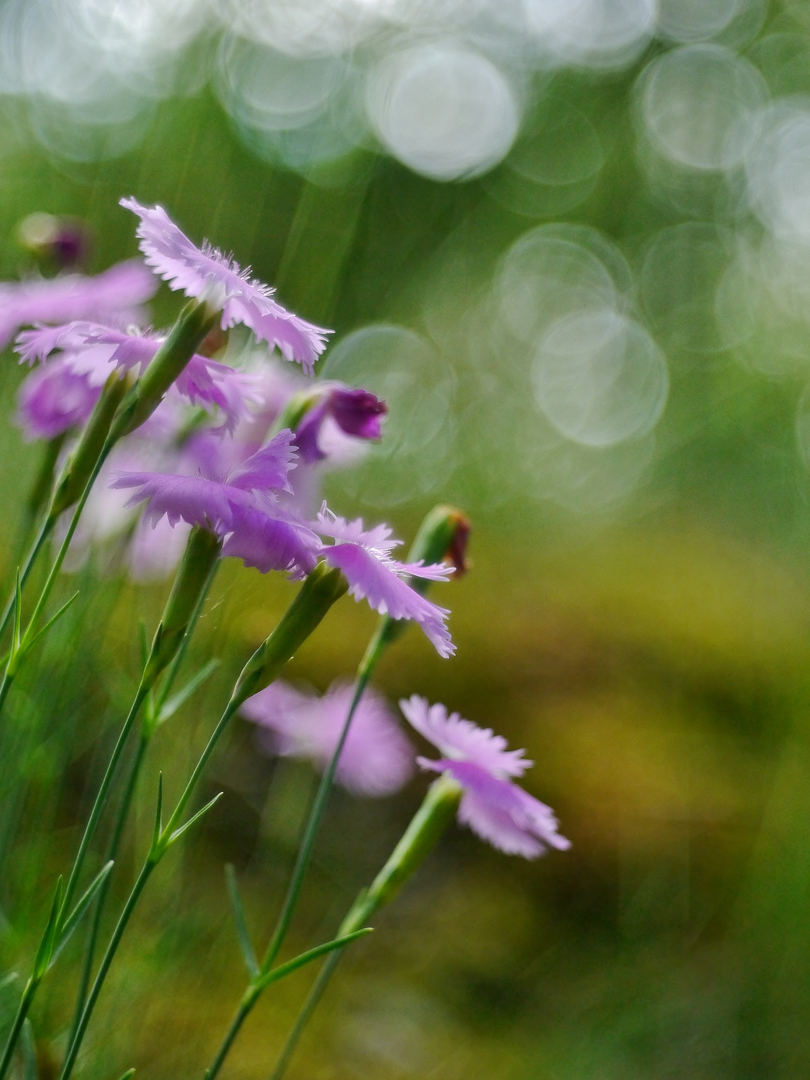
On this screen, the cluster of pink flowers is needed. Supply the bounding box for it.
[5,197,569,860]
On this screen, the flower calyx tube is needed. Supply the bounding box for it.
[109,296,221,440]
[141,525,223,697]
[229,560,348,710]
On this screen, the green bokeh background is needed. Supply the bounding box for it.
[4,6,810,1078]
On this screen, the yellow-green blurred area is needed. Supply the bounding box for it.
[6,0,810,1077]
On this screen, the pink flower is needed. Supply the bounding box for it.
[111,431,320,579]
[315,508,455,658]
[16,322,260,433]
[295,385,387,464]
[400,696,570,859]
[121,198,331,373]
[0,260,156,349]
[16,359,100,441]
[241,680,414,797]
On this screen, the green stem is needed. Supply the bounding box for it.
[201,617,395,1080]
[0,977,38,1080]
[68,543,221,1041]
[268,775,462,1080]
[59,565,346,1080]
[58,858,156,1080]
[66,733,149,1050]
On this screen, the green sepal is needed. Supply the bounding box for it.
[32,877,64,981]
[225,865,259,978]
[253,929,372,994]
[49,861,114,971]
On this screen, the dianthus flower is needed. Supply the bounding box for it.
[16,358,100,441]
[400,696,570,858]
[295,385,387,464]
[16,321,261,434]
[121,198,331,373]
[315,508,455,658]
[0,260,156,349]
[111,430,320,579]
[241,680,414,797]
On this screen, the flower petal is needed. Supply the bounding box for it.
[121,198,331,372]
[400,696,531,777]
[322,542,454,657]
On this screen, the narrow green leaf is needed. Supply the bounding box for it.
[20,1018,36,1080]
[225,865,258,978]
[166,792,223,848]
[21,592,80,658]
[152,774,164,851]
[0,972,18,994]
[32,877,64,980]
[114,1069,135,1080]
[255,929,372,993]
[48,861,114,970]
[12,569,22,655]
[138,620,149,671]
[157,659,220,727]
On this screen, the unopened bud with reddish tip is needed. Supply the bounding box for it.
[407,504,471,585]
[359,504,471,672]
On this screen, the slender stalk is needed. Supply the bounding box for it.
[67,547,222,1042]
[58,566,346,1080]
[58,858,156,1080]
[66,733,148,1049]
[201,625,390,1080]
[268,775,462,1080]
[0,978,38,1080]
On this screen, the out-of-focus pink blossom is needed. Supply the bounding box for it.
[0,260,156,349]
[242,680,414,797]
[16,359,99,441]
[17,322,260,433]
[400,696,570,859]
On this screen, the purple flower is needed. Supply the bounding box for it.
[111,431,320,578]
[17,321,260,433]
[400,696,570,859]
[295,385,387,464]
[315,508,455,658]
[241,680,414,797]
[0,260,156,349]
[120,198,331,373]
[16,359,99,441]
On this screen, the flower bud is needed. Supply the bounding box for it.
[407,504,470,581]
[17,212,90,269]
